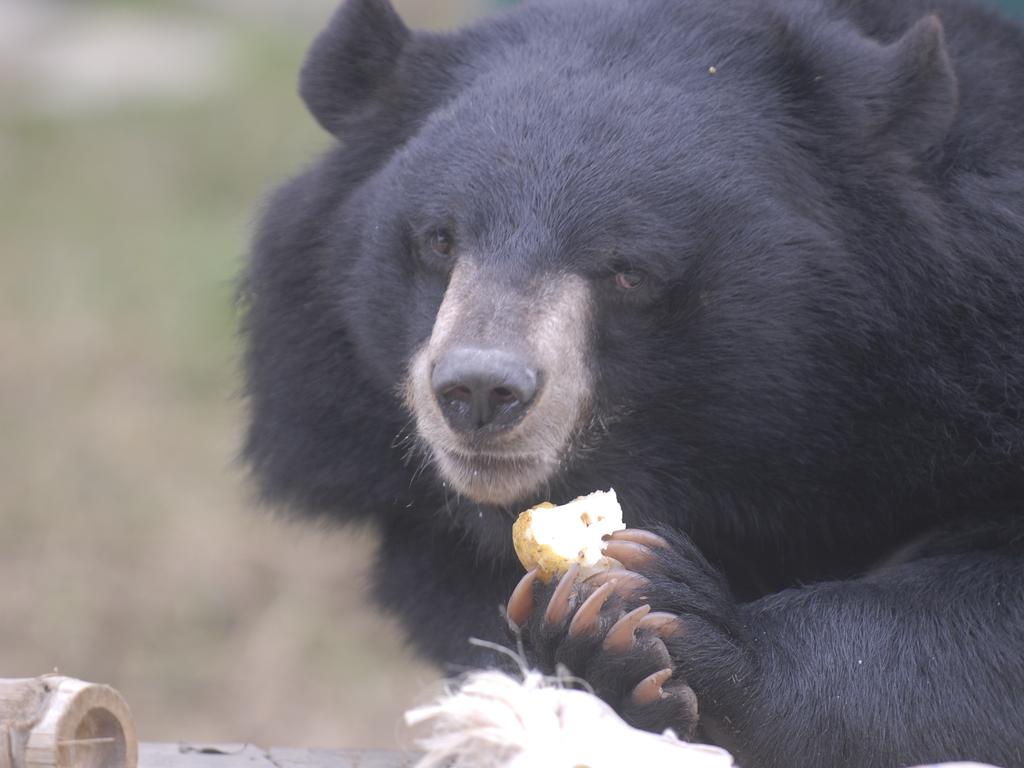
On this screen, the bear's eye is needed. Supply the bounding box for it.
[614,269,646,290]
[428,228,454,259]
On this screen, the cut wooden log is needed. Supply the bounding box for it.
[0,676,137,768]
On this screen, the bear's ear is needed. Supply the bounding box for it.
[299,0,412,135]
[855,15,959,155]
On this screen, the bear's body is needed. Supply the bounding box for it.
[242,0,1024,765]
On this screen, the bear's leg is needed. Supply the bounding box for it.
[507,526,1024,768]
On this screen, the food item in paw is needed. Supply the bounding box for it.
[512,489,626,583]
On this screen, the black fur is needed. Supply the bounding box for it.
[242,0,1024,765]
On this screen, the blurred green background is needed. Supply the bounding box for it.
[0,0,503,750]
[1,0,1021,752]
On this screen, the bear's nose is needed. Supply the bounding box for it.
[432,348,539,433]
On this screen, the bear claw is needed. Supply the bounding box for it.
[630,667,674,706]
[608,529,671,550]
[544,563,581,627]
[669,681,700,722]
[506,567,539,628]
[568,580,617,638]
[638,611,683,638]
[603,604,652,652]
[649,637,673,668]
[602,539,659,569]
[584,568,648,597]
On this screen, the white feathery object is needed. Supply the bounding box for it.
[404,648,735,768]
[404,660,1005,768]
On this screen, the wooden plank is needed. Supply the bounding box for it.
[270,747,420,768]
[130,742,1009,768]
[138,743,419,768]
[140,743,276,768]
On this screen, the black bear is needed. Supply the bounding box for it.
[241,0,1024,765]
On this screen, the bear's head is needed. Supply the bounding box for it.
[243,0,960,543]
